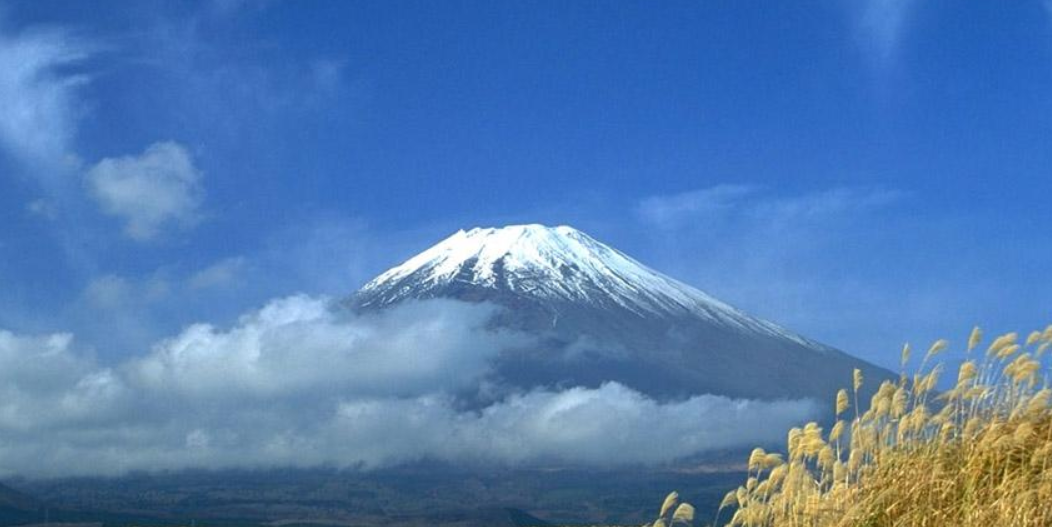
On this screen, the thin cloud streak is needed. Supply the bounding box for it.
[635,185,912,366]
[854,0,917,68]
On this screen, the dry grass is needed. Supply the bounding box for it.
[704,324,1052,527]
[645,491,697,527]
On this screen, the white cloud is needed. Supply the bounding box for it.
[0,296,817,477]
[0,23,89,175]
[86,141,205,241]
[411,384,815,467]
[0,330,125,432]
[129,296,517,400]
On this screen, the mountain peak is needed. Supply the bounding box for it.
[352,224,818,349]
[357,223,709,313]
[348,223,891,401]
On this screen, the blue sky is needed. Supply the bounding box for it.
[2,0,1052,370]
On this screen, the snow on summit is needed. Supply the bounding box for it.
[361,224,716,312]
[356,224,818,348]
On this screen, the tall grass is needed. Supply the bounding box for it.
[646,491,697,527]
[706,325,1052,527]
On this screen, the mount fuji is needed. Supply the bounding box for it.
[347,224,891,402]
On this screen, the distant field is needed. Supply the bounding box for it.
[4,461,746,527]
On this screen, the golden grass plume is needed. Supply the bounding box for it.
[711,324,1052,527]
[645,491,695,527]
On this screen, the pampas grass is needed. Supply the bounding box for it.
[672,503,696,526]
[646,491,696,527]
[708,324,1052,527]
[661,491,681,519]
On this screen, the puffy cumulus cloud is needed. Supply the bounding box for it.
[166,383,815,471]
[0,330,126,433]
[0,297,818,478]
[399,384,815,467]
[129,296,518,400]
[0,22,89,174]
[85,141,205,241]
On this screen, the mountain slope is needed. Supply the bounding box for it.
[348,224,892,402]
[0,483,42,526]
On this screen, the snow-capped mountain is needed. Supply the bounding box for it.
[348,224,892,402]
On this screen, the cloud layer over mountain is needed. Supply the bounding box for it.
[0,296,817,477]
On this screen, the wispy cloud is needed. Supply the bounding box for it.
[637,185,903,230]
[187,256,248,290]
[636,184,761,230]
[0,296,817,477]
[0,21,90,178]
[49,216,401,361]
[632,182,1052,374]
[82,274,171,309]
[85,141,205,241]
[854,0,917,68]
[2,10,348,251]
[0,19,209,253]
[635,185,918,365]
[207,0,281,17]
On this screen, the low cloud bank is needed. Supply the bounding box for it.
[0,296,817,477]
